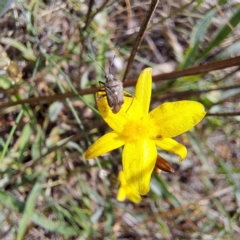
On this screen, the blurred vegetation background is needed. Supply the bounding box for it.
[0,0,240,239]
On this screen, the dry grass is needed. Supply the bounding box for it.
[0,0,240,239]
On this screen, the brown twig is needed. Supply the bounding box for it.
[122,0,159,81]
[82,0,95,32]
[132,186,233,226]
[150,56,240,84]
[0,56,240,110]
[207,112,240,116]
[158,84,240,102]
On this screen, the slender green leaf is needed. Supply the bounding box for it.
[0,0,14,17]
[0,76,12,89]
[151,177,180,208]
[90,206,104,223]
[31,212,79,235]
[31,126,43,159]
[19,123,32,151]
[0,110,24,163]
[215,42,240,60]
[49,101,63,122]
[179,44,199,69]
[197,5,240,60]
[0,190,25,212]
[0,190,79,235]
[0,37,36,61]
[191,9,216,45]
[156,219,171,238]
[180,9,216,69]
[187,132,213,171]
[17,179,43,240]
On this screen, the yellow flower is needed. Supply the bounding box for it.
[117,171,141,203]
[85,68,206,195]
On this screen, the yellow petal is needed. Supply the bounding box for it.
[117,171,141,203]
[134,68,152,116]
[96,90,143,133]
[85,131,125,159]
[148,101,206,138]
[122,139,157,195]
[126,187,141,203]
[117,187,127,202]
[118,170,127,185]
[155,138,187,161]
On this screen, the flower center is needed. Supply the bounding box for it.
[122,118,150,140]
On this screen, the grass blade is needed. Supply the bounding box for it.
[0,0,14,17]
[196,5,240,61]
[0,190,79,236]
[17,177,44,240]
[179,8,216,69]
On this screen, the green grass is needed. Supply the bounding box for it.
[0,0,240,239]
